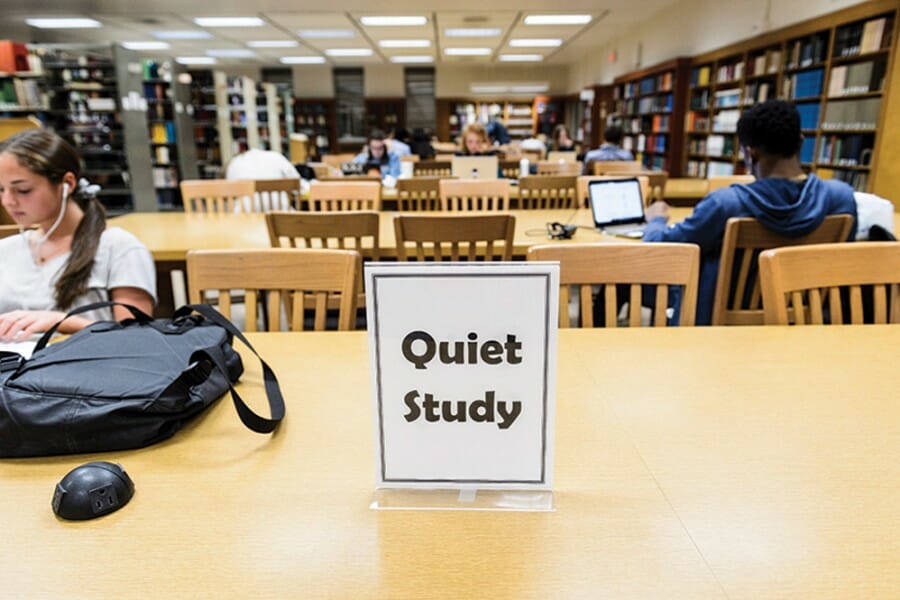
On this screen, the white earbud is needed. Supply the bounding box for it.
[62,182,69,200]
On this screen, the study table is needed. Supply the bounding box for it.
[2,326,898,598]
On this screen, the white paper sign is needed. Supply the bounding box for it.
[366,263,558,490]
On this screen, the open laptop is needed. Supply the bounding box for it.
[588,177,647,238]
[451,155,499,180]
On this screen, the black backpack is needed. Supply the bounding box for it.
[0,303,285,458]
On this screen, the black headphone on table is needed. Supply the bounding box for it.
[547,222,577,240]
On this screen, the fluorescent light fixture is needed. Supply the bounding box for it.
[325,48,374,57]
[471,85,508,94]
[444,47,491,56]
[153,30,212,40]
[280,56,327,64]
[360,16,427,26]
[509,38,562,47]
[524,14,592,25]
[26,18,101,29]
[205,49,256,58]
[298,29,355,39]
[247,40,299,48]
[378,40,430,48]
[444,28,502,37]
[176,56,217,65]
[122,41,171,51]
[390,55,434,63]
[499,54,544,62]
[510,84,550,93]
[193,17,264,27]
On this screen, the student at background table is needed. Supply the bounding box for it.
[551,124,577,152]
[0,129,155,341]
[352,129,401,181]
[458,122,497,156]
[642,99,857,325]
[582,123,634,173]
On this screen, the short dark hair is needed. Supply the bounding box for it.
[737,99,803,157]
[369,129,386,142]
[604,124,623,145]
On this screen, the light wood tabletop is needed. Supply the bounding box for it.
[2,326,898,598]
[111,208,696,261]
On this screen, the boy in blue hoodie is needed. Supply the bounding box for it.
[643,100,857,325]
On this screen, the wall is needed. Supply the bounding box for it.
[291,65,334,98]
[364,64,405,97]
[568,0,872,90]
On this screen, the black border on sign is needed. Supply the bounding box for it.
[369,265,552,485]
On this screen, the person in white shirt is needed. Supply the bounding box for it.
[0,129,156,341]
[224,148,300,181]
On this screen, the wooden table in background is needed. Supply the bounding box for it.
[2,326,898,598]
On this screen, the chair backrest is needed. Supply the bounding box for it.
[180,179,256,213]
[521,149,543,163]
[186,248,361,331]
[636,171,669,205]
[320,153,356,168]
[400,154,420,163]
[254,178,301,211]
[499,160,521,179]
[394,214,515,261]
[413,160,452,176]
[712,214,854,325]
[0,224,21,239]
[592,160,644,175]
[527,243,700,327]
[307,162,332,179]
[664,178,710,203]
[707,174,755,192]
[576,175,650,209]
[760,242,900,325]
[396,177,442,211]
[439,178,510,211]
[518,175,578,209]
[307,181,381,211]
[536,161,583,176]
[266,210,380,260]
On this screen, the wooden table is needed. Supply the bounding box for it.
[2,326,897,598]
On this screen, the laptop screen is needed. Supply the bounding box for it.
[588,178,645,227]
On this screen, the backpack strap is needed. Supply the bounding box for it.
[182,303,285,433]
[34,301,153,352]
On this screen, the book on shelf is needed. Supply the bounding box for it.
[692,66,711,87]
[707,161,735,176]
[796,103,821,130]
[860,17,887,54]
[821,97,881,130]
[799,137,816,163]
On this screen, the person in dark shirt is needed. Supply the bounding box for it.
[643,99,857,325]
[551,124,576,152]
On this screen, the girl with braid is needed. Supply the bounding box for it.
[0,129,155,341]
[643,99,857,325]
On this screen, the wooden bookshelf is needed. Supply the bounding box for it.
[364,97,405,134]
[683,0,898,192]
[612,58,691,174]
[294,98,337,157]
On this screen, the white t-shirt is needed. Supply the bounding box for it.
[225,149,299,180]
[0,227,157,323]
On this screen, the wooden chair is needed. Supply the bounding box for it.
[664,178,709,205]
[637,171,669,205]
[527,243,700,327]
[307,181,381,211]
[711,215,854,325]
[576,175,650,209]
[180,179,256,213]
[266,211,379,259]
[186,248,361,332]
[439,178,510,211]
[394,214,515,262]
[518,175,578,209]
[254,178,301,211]
[307,162,333,179]
[413,160,452,177]
[592,160,644,175]
[521,149,543,163]
[499,160,521,179]
[537,161,583,176]
[760,242,900,325]
[0,225,21,239]
[396,177,442,211]
[708,174,755,193]
[399,154,420,163]
[320,153,356,169]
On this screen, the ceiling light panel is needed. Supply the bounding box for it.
[122,41,171,50]
[378,40,430,48]
[247,40,299,48]
[499,54,544,62]
[444,28,502,38]
[280,56,327,64]
[444,47,492,56]
[206,49,257,58]
[509,39,562,47]
[26,18,102,29]
[523,14,592,25]
[325,48,374,57]
[176,56,217,65]
[360,16,427,26]
[193,17,264,27]
[153,30,212,40]
[298,29,356,39]
[389,55,434,63]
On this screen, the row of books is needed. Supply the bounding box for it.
[684,111,710,132]
[152,166,179,188]
[799,137,816,164]
[746,49,782,77]
[619,94,673,114]
[690,89,709,110]
[717,61,745,83]
[642,154,667,171]
[828,60,886,96]
[0,76,43,108]
[833,17,889,58]
[706,134,736,159]
[712,109,740,133]
[142,82,167,101]
[685,160,708,178]
[714,88,741,108]
[687,137,708,156]
[817,167,869,192]
[817,134,873,166]
[796,103,821,130]
[785,33,828,69]
[743,81,773,105]
[150,122,177,144]
[624,133,667,153]
[691,66,712,87]
[821,98,881,130]
[784,68,825,99]
[707,161,736,177]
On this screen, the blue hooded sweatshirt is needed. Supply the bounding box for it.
[643,175,857,325]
